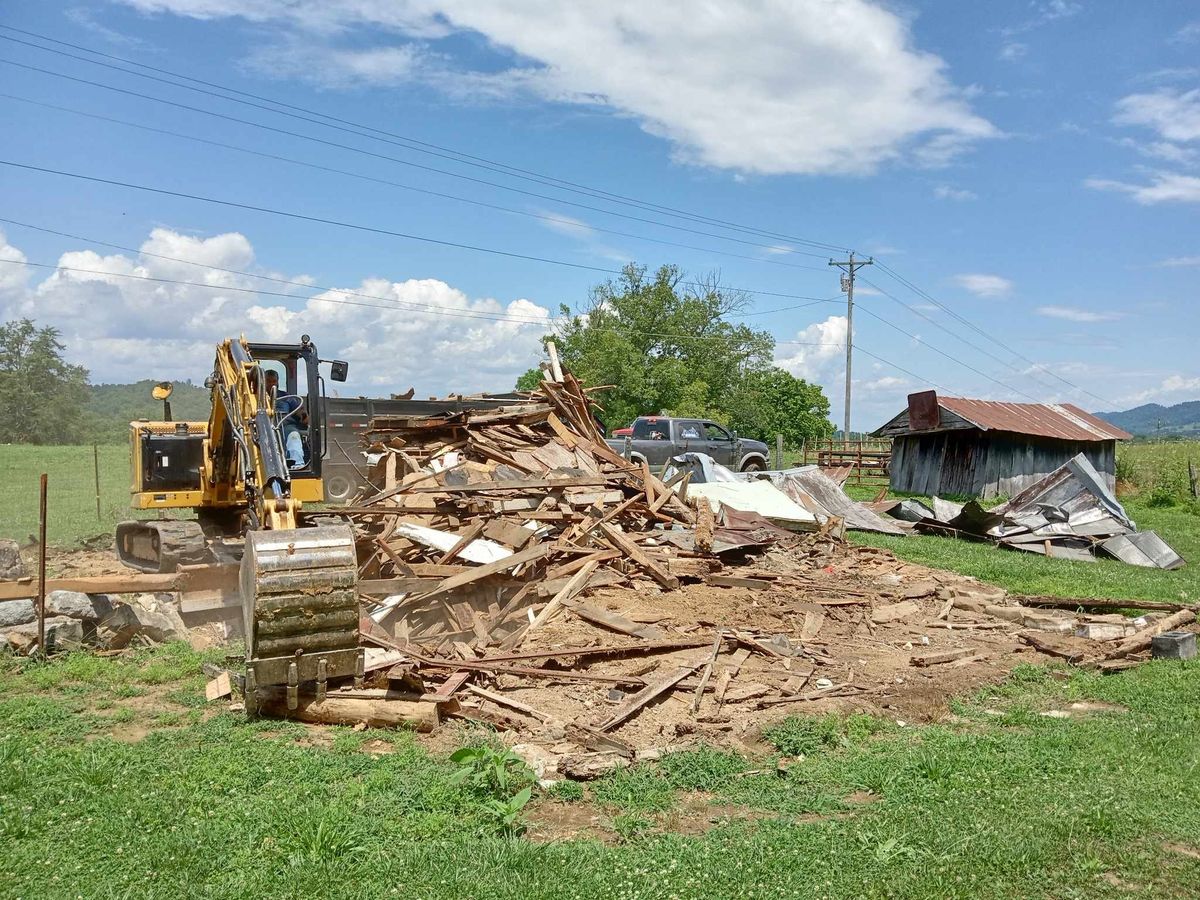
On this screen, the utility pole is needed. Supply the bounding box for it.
[829,252,873,437]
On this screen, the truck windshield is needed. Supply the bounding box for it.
[632,418,669,440]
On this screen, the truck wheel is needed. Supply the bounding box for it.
[741,458,765,472]
[324,473,356,503]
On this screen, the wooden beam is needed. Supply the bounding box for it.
[595,657,706,731]
[524,561,598,633]
[404,475,616,494]
[405,542,550,605]
[598,521,679,590]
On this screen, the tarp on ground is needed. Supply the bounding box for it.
[665,454,904,535]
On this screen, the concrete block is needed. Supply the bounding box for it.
[1151,631,1197,661]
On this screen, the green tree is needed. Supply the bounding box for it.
[727,366,834,447]
[518,264,791,430]
[0,319,92,444]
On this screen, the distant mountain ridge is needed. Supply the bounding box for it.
[1095,400,1200,437]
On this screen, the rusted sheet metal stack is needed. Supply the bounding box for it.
[344,373,714,654]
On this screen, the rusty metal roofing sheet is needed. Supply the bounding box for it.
[936,397,1131,441]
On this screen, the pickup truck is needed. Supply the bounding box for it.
[604,416,770,472]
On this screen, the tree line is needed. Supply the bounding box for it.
[517,264,833,446]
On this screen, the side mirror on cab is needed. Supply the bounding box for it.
[328,360,349,382]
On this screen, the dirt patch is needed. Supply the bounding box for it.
[525,800,615,843]
[1163,842,1200,861]
[1040,700,1130,719]
[362,738,395,755]
[663,791,775,835]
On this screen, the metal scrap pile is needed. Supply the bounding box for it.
[873,453,1184,569]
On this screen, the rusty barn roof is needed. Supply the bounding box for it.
[874,392,1132,442]
[937,397,1131,441]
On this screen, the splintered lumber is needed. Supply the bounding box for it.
[1017,595,1199,614]
[910,648,977,667]
[1104,609,1197,660]
[465,684,556,722]
[1019,632,1087,664]
[205,672,232,701]
[256,688,439,731]
[526,561,598,632]
[756,683,865,708]
[560,599,666,640]
[691,631,724,714]
[0,571,182,601]
[416,656,644,686]
[596,657,707,731]
[468,637,714,664]
[405,475,616,493]
[706,574,773,591]
[714,647,751,708]
[693,499,714,554]
[436,521,486,565]
[411,542,549,603]
[598,522,679,590]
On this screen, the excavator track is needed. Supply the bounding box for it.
[240,524,362,714]
[115,519,215,573]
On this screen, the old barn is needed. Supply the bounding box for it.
[874,391,1131,499]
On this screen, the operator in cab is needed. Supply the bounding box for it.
[264,369,307,468]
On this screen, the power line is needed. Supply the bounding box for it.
[0,159,841,305]
[0,90,829,275]
[859,273,1078,398]
[0,257,846,349]
[0,24,850,255]
[854,303,1043,403]
[0,57,835,264]
[0,216,841,325]
[870,261,1117,408]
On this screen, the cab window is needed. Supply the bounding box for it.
[632,418,668,440]
[704,422,732,441]
[677,420,703,440]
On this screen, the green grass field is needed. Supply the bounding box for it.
[0,647,1196,898]
[0,444,133,545]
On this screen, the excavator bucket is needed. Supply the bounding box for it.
[240,524,363,712]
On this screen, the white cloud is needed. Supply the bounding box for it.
[1000,1,1082,37]
[117,0,996,176]
[775,315,846,381]
[999,41,1027,62]
[933,184,977,201]
[952,273,1013,297]
[1123,373,1200,405]
[1113,88,1200,144]
[1156,255,1200,267]
[0,230,30,297]
[534,211,595,239]
[1036,306,1123,323]
[0,227,551,391]
[1171,21,1200,44]
[1085,172,1200,204]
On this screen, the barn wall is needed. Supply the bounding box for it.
[888,433,1118,499]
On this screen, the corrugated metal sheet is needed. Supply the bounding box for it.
[935,397,1131,441]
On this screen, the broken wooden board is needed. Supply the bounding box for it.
[594,656,706,731]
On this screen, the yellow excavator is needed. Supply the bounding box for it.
[117,335,362,711]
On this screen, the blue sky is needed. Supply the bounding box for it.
[0,0,1197,430]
